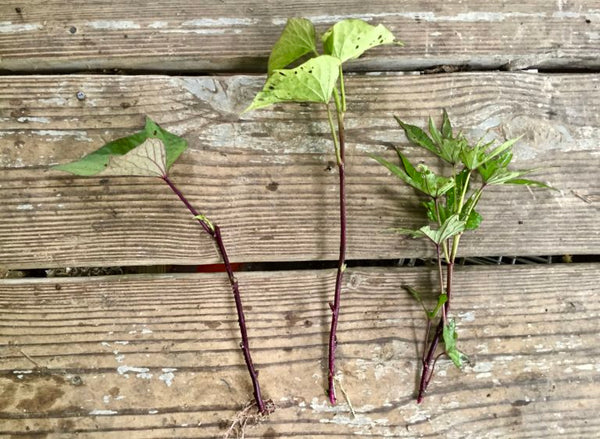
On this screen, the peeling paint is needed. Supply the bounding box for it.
[117,365,152,379]
[148,21,169,29]
[89,409,118,415]
[159,368,177,387]
[16,116,50,124]
[0,22,42,33]
[88,20,141,30]
[181,18,257,27]
[17,204,34,211]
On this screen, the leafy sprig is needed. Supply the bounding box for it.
[246,17,401,405]
[373,111,553,403]
[53,118,272,414]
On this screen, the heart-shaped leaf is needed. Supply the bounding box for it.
[53,118,187,177]
[268,18,317,75]
[100,137,167,177]
[322,19,400,63]
[245,55,341,112]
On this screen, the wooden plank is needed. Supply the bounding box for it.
[0,1,599,73]
[0,264,598,437]
[1,72,598,269]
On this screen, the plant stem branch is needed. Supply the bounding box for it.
[162,175,268,414]
[327,87,347,405]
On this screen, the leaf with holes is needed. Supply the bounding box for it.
[52,118,187,177]
[244,55,341,112]
[322,19,400,63]
[268,18,317,75]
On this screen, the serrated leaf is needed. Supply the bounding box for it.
[441,109,452,138]
[465,208,482,230]
[420,214,465,245]
[427,294,448,320]
[403,285,423,304]
[395,116,439,156]
[505,178,555,189]
[322,19,400,63]
[268,18,317,75]
[443,319,468,368]
[428,116,442,146]
[53,118,187,177]
[245,55,341,112]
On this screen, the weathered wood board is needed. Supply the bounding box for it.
[0,264,598,438]
[1,1,599,72]
[1,72,598,269]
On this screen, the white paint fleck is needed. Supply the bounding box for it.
[114,341,129,345]
[117,365,152,379]
[458,311,475,322]
[89,409,118,415]
[575,364,594,371]
[473,362,494,373]
[159,368,177,387]
[88,20,141,30]
[148,409,159,414]
[32,130,92,143]
[101,342,111,348]
[148,21,168,29]
[103,395,111,404]
[0,22,42,33]
[114,354,125,363]
[17,204,34,211]
[141,327,153,334]
[16,116,50,124]
[181,18,257,27]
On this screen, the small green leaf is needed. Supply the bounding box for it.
[245,55,342,112]
[194,214,215,232]
[443,319,468,368]
[428,116,442,146]
[268,18,317,75]
[505,178,555,189]
[464,208,482,230]
[420,214,465,245]
[395,116,439,156]
[53,118,187,177]
[441,109,452,138]
[427,294,448,320]
[403,285,423,304]
[322,19,400,63]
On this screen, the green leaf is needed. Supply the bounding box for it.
[321,19,400,63]
[372,153,454,198]
[245,55,342,112]
[441,109,452,138]
[52,118,187,177]
[268,18,317,75]
[427,294,448,320]
[443,319,468,368]
[420,214,465,245]
[428,116,442,146]
[465,208,483,230]
[395,116,439,156]
[403,285,423,304]
[505,178,555,189]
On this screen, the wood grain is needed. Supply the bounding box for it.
[0,72,598,269]
[0,264,598,437]
[0,1,599,73]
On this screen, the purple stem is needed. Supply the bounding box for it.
[417,261,455,403]
[327,112,346,405]
[161,175,268,414]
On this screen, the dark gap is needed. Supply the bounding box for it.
[6,254,599,278]
[2,64,599,77]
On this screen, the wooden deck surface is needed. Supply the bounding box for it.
[2,265,599,438]
[1,1,599,438]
